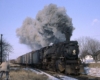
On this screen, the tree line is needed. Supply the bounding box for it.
[77,37,100,62]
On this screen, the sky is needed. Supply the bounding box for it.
[0,0,100,59]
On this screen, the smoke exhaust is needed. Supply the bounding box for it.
[16,4,74,50]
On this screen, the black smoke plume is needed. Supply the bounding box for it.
[16,4,74,50]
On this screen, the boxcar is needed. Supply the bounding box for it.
[32,50,40,64]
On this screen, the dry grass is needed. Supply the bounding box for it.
[88,63,100,68]
[2,68,48,80]
[83,63,100,68]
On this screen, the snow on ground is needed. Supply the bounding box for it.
[83,57,100,77]
[85,59,95,63]
[56,75,78,80]
[11,67,100,79]
[84,67,100,77]
[24,68,78,80]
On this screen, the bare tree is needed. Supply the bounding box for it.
[79,50,90,62]
[77,37,100,62]
[0,38,13,61]
[95,50,100,61]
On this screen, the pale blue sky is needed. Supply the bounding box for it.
[0,0,100,59]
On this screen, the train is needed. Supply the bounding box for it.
[15,41,84,75]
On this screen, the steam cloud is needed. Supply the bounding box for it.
[16,4,74,50]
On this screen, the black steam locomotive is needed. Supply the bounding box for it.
[16,40,84,75]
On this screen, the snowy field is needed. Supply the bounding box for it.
[25,67,100,80]
[3,62,100,80]
[84,67,100,77]
[3,60,100,80]
[24,67,100,80]
[2,67,100,80]
[10,65,100,80]
[24,68,78,80]
[82,57,100,77]
[0,62,78,80]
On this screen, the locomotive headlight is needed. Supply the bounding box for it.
[73,50,76,55]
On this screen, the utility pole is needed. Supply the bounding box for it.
[0,34,3,63]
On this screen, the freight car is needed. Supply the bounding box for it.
[16,50,41,67]
[15,41,84,75]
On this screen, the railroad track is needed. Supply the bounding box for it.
[10,64,100,80]
[39,69,100,80]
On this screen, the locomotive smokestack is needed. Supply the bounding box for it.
[16,4,74,50]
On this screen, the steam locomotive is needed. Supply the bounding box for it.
[15,41,84,75]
